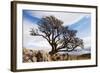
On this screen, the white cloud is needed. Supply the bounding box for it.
[82,36,91,48]
[23,19,51,50]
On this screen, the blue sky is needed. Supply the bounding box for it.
[69,15,91,37]
[22,10,91,50]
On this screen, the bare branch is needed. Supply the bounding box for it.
[30,15,84,55]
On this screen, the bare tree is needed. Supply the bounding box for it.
[30,16,84,55]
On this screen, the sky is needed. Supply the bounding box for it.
[22,10,91,52]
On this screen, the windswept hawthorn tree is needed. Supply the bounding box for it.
[30,16,84,55]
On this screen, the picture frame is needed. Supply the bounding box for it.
[11,1,98,72]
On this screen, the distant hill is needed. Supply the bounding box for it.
[59,47,91,55]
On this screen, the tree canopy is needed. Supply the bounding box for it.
[30,16,84,55]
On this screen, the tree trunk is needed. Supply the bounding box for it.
[49,45,58,55]
[49,50,58,56]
